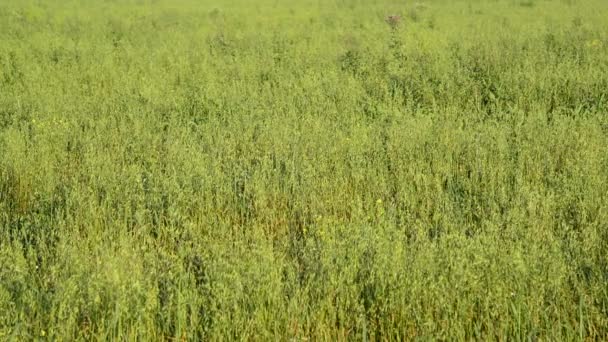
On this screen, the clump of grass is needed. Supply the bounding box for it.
[519,0,536,8]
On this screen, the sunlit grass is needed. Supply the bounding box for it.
[1,0,608,340]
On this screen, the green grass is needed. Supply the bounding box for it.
[1,0,608,340]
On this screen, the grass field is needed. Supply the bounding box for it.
[1,0,608,340]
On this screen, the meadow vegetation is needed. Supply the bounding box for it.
[1,0,608,340]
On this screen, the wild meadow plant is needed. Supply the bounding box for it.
[1,0,608,340]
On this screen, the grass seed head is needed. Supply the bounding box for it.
[386,14,401,29]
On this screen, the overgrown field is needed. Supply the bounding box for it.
[1,0,608,340]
